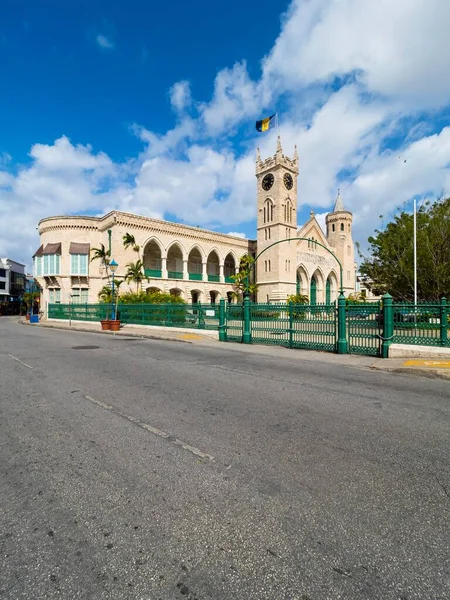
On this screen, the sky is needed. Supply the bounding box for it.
[1,0,450,269]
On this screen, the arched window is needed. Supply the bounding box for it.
[264,199,274,223]
[341,223,344,232]
[332,223,335,232]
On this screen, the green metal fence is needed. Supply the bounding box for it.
[250,302,337,351]
[224,301,337,351]
[48,296,449,355]
[48,303,219,330]
[347,302,382,356]
[391,300,449,347]
[224,304,244,342]
[48,303,109,321]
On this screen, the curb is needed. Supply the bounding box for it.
[370,363,450,381]
[21,321,191,344]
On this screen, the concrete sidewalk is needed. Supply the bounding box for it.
[22,317,450,381]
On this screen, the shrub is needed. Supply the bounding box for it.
[119,291,186,305]
[287,293,309,319]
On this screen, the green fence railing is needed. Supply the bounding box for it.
[347,302,382,356]
[48,303,219,330]
[48,303,110,321]
[391,299,448,347]
[47,296,449,356]
[245,302,337,351]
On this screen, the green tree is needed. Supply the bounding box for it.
[123,233,140,256]
[359,197,450,300]
[119,290,186,304]
[124,260,147,293]
[91,243,111,276]
[231,255,258,300]
[22,291,40,314]
[98,279,124,304]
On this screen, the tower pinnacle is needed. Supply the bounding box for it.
[333,189,344,212]
[276,135,283,155]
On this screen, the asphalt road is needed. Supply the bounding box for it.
[1,318,449,600]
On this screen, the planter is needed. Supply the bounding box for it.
[110,320,121,331]
[26,314,30,321]
[101,320,111,331]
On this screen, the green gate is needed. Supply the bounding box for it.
[224,303,244,342]
[224,302,336,351]
[347,302,382,356]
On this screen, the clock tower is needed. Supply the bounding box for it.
[255,136,299,302]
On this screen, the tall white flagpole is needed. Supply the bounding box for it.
[413,198,417,305]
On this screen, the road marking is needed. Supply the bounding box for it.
[84,395,214,461]
[8,354,34,369]
[181,333,204,340]
[403,360,450,368]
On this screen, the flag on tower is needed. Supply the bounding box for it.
[256,114,276,132]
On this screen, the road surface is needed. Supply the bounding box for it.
[1,318,449,599]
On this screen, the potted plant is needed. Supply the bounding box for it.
[23,291,40,321]
[100,319,111,330]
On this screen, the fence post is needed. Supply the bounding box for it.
[218,299,226,342]
[381,293,393,358]
[336,292,348,354]
[243,295,252,344]
[166,303,170,326]
[440,297,447,346]
[288,302,294,349]
[198,303,205,329]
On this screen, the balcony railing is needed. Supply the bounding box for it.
[168,271,183,279]
[189,273,203,281]
[145,269,162,278]
[208,275,220,282]
[225,276,235,283]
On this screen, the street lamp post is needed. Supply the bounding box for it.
[109,259,118,320]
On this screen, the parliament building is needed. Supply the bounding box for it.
[34,137,356,307]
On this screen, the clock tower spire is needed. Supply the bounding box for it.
[255,138,299,302]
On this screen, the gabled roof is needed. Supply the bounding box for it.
[297,210,329,248]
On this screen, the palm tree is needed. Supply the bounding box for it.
[98,279,123,304]
[98,285,113,303]
[125,260,147,293]
[91,243,111,276]
[123,233,140,256]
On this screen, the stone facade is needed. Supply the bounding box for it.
[34,137,356,307]
[255,138,355,303]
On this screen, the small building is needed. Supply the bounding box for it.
[34,137,356,308]
[0,258,26,314]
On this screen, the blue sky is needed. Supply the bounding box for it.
[1,0,450,266]
[1,0,288,163]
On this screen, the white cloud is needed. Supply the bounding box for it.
[200,62,262,135]
[169,81,192,113]
[263,0,450,109]
[344,126,450,245]
[96,34,114,50]
[227,232,247,239]
[2,0,450,270]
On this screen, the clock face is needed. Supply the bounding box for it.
[262,173,274,191]
[284,172,293,190]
